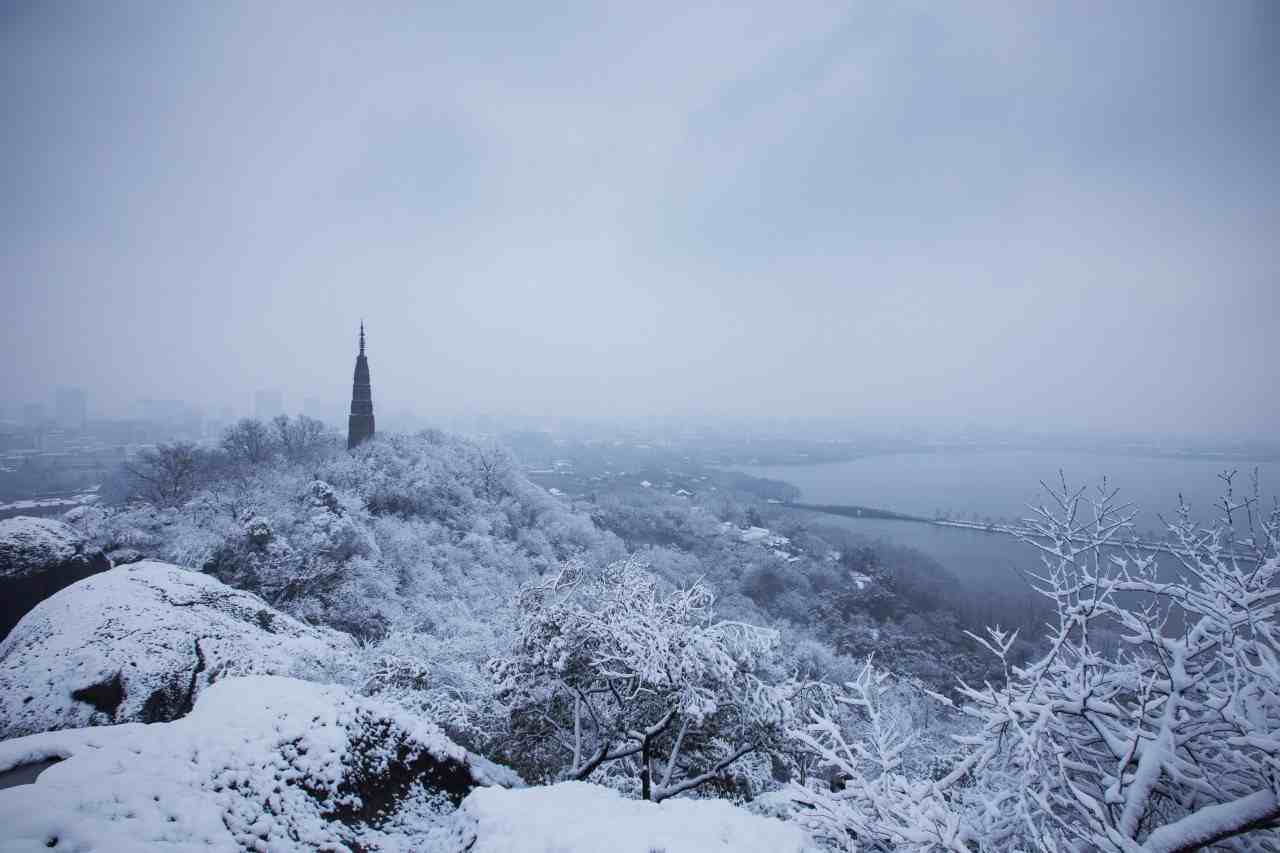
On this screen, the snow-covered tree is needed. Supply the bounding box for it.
[221,417,277,466]
[119,441,219,507]
[272,414,337,464]
[492,558,802,800]
[951,472,1280,852]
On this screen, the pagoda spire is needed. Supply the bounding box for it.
[347,321,375,449]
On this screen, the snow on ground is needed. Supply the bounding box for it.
[452,781,818,853]
[0,517,84,578]
[0,675,520,853]
[0,560,354,740]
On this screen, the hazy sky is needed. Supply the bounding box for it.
[3,2,1277,435]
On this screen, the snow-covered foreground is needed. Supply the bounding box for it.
[0,675,812,853]
[455,781,817,853]
[0,675,519,852]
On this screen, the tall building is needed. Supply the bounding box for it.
[254,389,283,420]
[55,387,88,430]
[347,322,375,449]
[22,402,46,428]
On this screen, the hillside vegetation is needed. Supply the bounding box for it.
[7,418,1271,851]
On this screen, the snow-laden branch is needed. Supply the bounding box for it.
[957,473,1280,852]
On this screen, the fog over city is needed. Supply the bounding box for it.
[3,1,1277,435]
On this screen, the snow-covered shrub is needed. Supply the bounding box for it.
[492,558,806,800]
[356,623,506,754]
[787,658,983,852]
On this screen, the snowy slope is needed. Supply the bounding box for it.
[452,781,818,853]
[0,675,520,852]
[0,561,354,740]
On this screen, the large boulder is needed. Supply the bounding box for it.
[0,675,521,852]
[0,560,355,741]
[0,516,111,640]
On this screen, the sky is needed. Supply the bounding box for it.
[2,1,1278,436]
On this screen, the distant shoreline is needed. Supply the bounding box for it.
[785,501,1260,564]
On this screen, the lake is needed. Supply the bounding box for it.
[740,450,1272,587]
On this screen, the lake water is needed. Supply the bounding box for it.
[740,450,1272,587]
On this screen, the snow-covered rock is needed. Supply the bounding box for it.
[0,517,83,575]
[0,675,521,852]
[448,781,817,853]
[0,516,111,640]
[0,560,354,740]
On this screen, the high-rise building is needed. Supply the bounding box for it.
[347,322,375,449]
[22,402,46,428]
[55,387,88,430]
[254,389,284,420]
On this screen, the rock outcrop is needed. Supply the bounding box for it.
[0,516,112,641]
[0,675,521,851]
[0,560,354,740]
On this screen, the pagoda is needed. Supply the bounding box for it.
[347,322,375,449]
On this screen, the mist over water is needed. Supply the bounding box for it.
[736,449,1274,596]
[740,450,1273,533]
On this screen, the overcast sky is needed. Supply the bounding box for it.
[2,1,1277,435]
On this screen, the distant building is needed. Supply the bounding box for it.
[22,403,46,428]
[347,322,375,449]
[55,387,88,430]
[254,389,283,420]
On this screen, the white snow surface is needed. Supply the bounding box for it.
[453,781,818,853]
[0,560,354,739]
[0,517,84,578]
[0,675,520,852]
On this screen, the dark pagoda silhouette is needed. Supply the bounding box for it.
[347,322,375,449]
